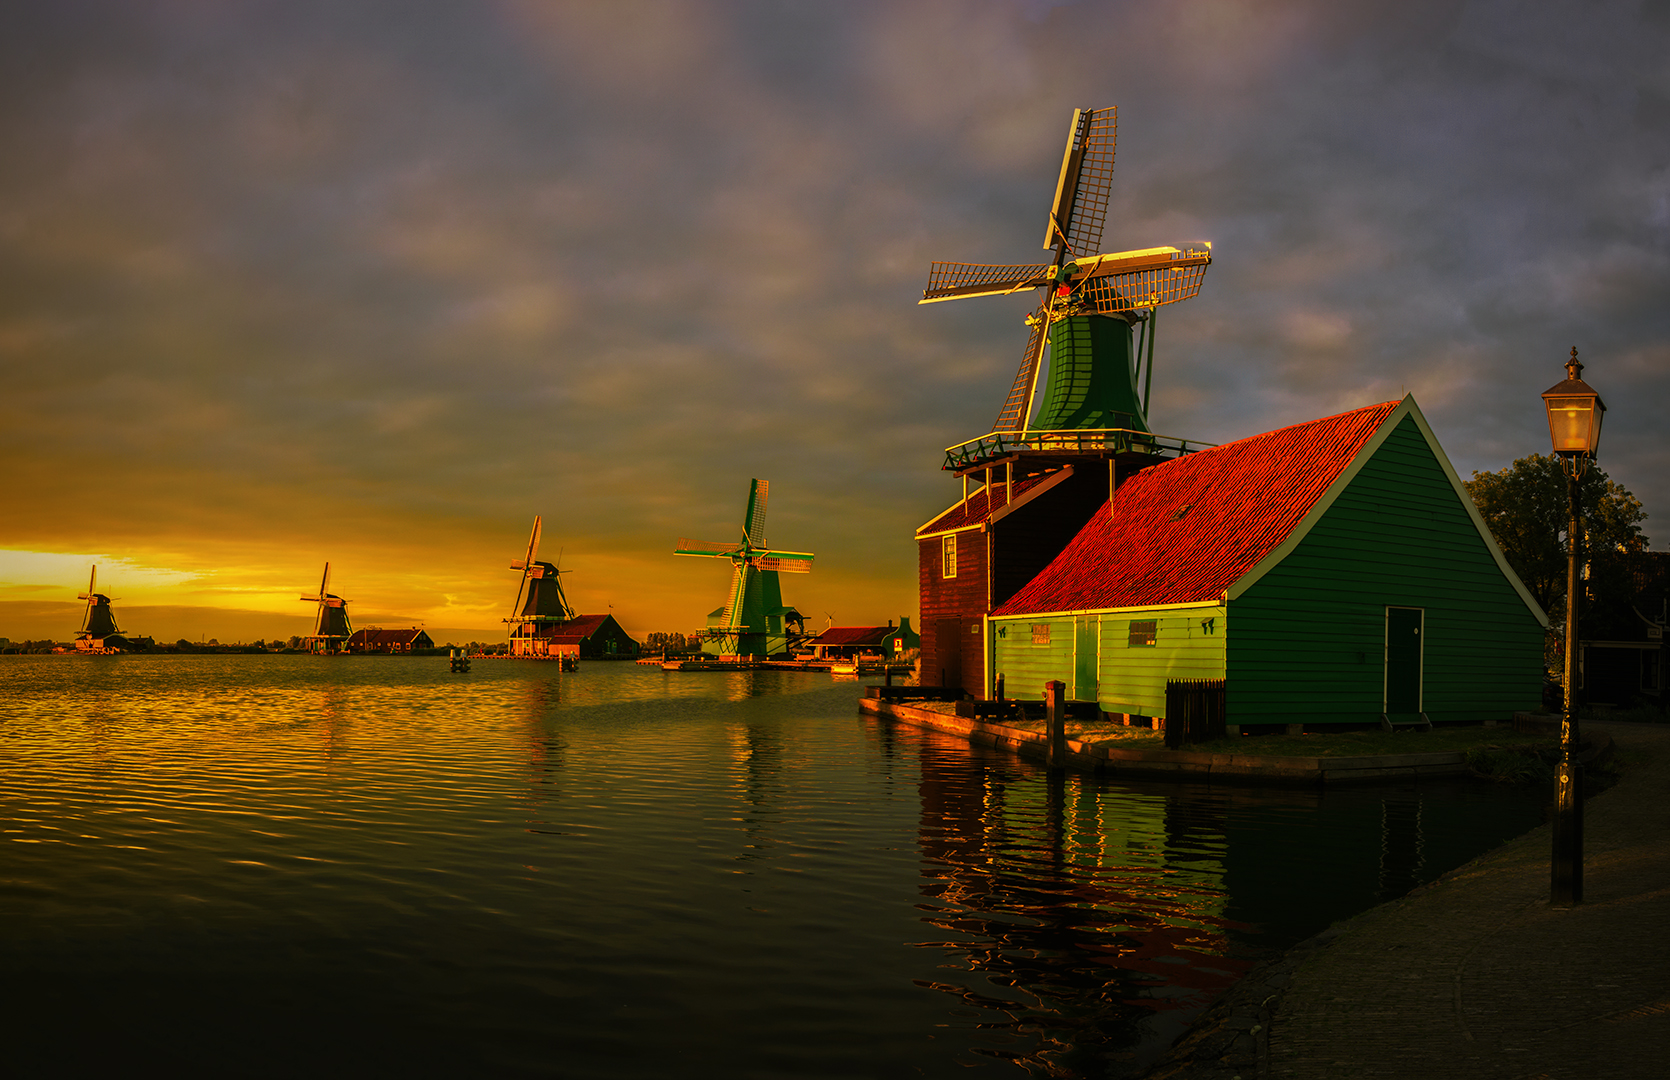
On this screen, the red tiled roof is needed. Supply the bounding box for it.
[534,614,612,643]
[916,472,1055,535]
[992,401,1401,615]
[810,625,892,647]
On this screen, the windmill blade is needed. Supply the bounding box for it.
[744,479,769,549]
[1044,106,1117,258]
[991,306,1050,432]
[1073,252,1212,315]
[919,261,1054,304]
[513,516,542,570]
[754,556,813,574]
[675,539,745,557]
[720,563,747,629]
[319,563,331,599]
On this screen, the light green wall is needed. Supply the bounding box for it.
[990,605,1226,714]
[1227,415,1544,725]
[1096,607,1227,715]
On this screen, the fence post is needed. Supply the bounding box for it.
[1045,680,1066,769]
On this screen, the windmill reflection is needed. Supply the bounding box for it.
[912,734,1245,1072]
[518,677,567,836]
[727,720,782,861]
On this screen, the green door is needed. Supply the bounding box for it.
[1385,607,1423,717]
[1073,615,1100,702]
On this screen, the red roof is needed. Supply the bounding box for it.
[916,472,1056,535]
[992,401,1401,615]
[532,614,614,643]
[810,625,893,647]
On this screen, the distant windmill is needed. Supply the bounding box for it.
[505,515,576,656]
[920,105,1213,437]
[675,479,813,659]
[74,565,123,652]
[299,563,352,654]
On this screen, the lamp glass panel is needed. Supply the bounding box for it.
[1545,396,1594,453]
[1588,403,1604,455]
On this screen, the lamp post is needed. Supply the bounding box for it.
[1541,346,1606,906]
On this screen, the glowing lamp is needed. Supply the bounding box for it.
[1541,347,1606,458]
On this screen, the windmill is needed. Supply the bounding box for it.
[299,563,352,654]
[504,515,576,657]
[674,479,814,659]
[920,106,1212,446]
[74,565,123,651]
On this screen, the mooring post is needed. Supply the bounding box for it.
[1045,680,1066,770]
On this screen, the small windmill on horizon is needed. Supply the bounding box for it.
[74,566,126,653]
[675,479,812,660]
[299,563,352,654]
[505,515,577,658]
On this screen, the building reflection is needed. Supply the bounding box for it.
[910,729,1245,1072]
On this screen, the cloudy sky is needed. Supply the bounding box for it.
[3,0,1666,644]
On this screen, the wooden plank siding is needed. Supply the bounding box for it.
[1227,415,1544,725]
[918,526,988,693]
[990,604,1226,712]
[1098,607,1227,716]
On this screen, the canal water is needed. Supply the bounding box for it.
[1,656,1544,1078]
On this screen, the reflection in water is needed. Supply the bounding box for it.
[911,731,1244,1074]
[0,657,1547,1080]
[1379,797,1424,900]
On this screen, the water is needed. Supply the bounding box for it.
[0,656,1544,1077]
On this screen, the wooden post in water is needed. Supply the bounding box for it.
[1045,680,1066,770]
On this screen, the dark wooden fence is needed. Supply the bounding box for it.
[1164,679,1227,749]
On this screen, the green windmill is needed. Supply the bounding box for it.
[920,106,1213,443]
[675,479,814,660]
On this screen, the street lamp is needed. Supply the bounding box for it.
[1541,346,1606,906]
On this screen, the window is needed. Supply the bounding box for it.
[1031,624,1051,646]
[1128,620,1157,647]
[942,534,957,578]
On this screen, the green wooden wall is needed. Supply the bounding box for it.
[1227,415,1544,726]
[990,604,1226,713]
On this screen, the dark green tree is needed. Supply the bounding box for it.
[1465,453,1648,629]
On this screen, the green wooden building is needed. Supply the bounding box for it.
[986,398,1547,729]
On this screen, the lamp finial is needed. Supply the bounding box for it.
[1567,346,1583,382]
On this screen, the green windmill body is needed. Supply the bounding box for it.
[675,479,813,660]
[1031,314,1149,433]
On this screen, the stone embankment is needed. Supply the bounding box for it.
[861,694,1480,785]
[1137,718,1670,1079]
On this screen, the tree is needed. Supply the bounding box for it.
[1465,453,1648,631]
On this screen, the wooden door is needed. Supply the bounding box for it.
[1384,607,1424,717]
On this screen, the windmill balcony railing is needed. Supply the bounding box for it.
[943,427,1214,470]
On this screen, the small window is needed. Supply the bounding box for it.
[942,534,957,578]
[1031,624,1051,646]
[1128,619,1157,647]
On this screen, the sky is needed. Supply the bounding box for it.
[2,0,1667,645]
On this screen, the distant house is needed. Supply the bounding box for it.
[807,619,919,659]
[1580,551,1668,708]
[523,614,640,659]
[346,628,434,654]
[983,398,1547,729]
